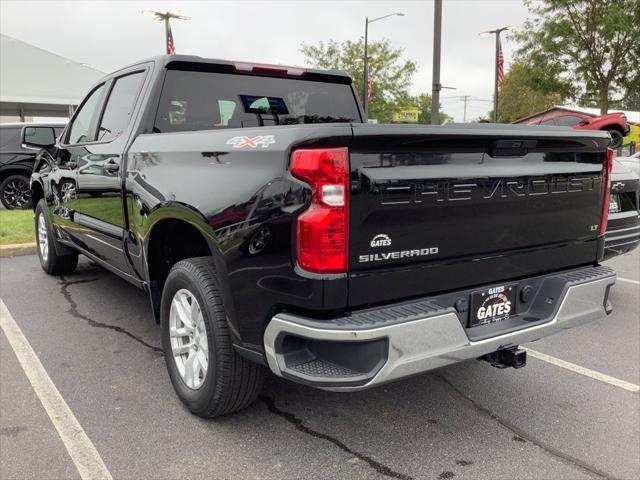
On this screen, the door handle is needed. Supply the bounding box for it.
[104,161,120,173]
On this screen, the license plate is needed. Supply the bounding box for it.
[470,284,517,327]
[609,194,621,213]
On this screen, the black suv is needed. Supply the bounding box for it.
[0,123,65,209]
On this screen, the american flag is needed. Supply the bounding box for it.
[497,37,504,83]
[367,76,372,99]
[166,23,175,55]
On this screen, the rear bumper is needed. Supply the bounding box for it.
[264,266,616,391]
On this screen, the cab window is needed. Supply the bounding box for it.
[67,84,105,144]
[554,115,585,127]
[97,72,145,141]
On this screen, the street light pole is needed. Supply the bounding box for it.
[479,26,515,123]
[362,12,404,117]
[430,0,442,125]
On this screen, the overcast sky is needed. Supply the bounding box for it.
[0,0,530,122]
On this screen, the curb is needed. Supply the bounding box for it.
[0,242,37,257]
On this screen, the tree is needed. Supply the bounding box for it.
[395,92,452,124]
[514,0,640,114]
[496,61,565,122]
[300,38,417,122]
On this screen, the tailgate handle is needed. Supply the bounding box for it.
[490,139,537,157]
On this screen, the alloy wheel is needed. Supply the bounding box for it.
[169,289,209,389]
[37,213,49,263]
[2,179,31,208]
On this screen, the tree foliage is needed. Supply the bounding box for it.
[395,92,452,124]
[514,0,640,114]
[497,61,565,122]
[300,38,422,122]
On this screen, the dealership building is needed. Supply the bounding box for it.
[0,34,104,122]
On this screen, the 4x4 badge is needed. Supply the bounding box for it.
[226,135,275,149]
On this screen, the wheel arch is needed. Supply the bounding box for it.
[142,204,234,327]
[0,165,32,181]
[601,123,625,135]
[31,180,45,212]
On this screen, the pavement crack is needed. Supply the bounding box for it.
[435,373,617,480]
[58,276,163,355]
[259,395,413,480]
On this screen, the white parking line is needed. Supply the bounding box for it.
[617,277,640,286]
[0,299,113,480]
[525,348,640,393]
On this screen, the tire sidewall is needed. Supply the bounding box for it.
[608,129,623,148]
[161,266,219,413]
[35,200,52,272]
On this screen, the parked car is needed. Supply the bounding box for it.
[514,109,630,148]
[27,55,616,417]
[0,122,65,209]
[605,158,640,258]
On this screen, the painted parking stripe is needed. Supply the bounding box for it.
[0,299,113,480]
[525,348,640,393]
[617,277,640,286]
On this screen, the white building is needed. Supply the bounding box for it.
[0,34,104,122]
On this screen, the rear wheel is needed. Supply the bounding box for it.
[35,199,78,275]
[607,129,624,149]
[161,257,264,417]
[1,174,31,209]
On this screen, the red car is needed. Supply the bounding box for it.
[514,109,630,148]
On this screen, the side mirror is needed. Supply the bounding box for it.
[22,126,56,150]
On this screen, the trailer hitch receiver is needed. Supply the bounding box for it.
[481,347,527,369]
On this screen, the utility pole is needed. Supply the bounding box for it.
[362,12,405,117]
[479,26,515,123]
[143,10,191,54]
[363,18,369,116]
[462,95,470,122]
[430,0,442,125]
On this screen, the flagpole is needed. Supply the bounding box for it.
[479,25,515,123]
[493,33,499,123]
[142,10,190,54]
[165,18,170,54]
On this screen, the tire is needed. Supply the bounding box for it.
[161,257,264,417]
[35,199,78,275]
[1,174,31,209]
[607,129,624,149]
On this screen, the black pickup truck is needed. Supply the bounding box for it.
[26,55,616,417]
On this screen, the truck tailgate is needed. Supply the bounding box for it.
[348,124,610,307]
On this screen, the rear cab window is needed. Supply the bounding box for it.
[153,69,360,133]
[97,71,145,141]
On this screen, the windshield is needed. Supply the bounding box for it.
[154,70,360,133]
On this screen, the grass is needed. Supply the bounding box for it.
[0,209,35,245]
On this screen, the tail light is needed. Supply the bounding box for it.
[291,147,349,273]
[599,148,614,236]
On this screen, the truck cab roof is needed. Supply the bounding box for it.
[109,54,353,85]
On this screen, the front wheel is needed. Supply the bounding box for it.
[35,199,78,275]
[607,129,624,149]
[1,174,31,209]
[161,257,264,417]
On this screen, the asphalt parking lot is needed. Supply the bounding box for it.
[1,249,638,480]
